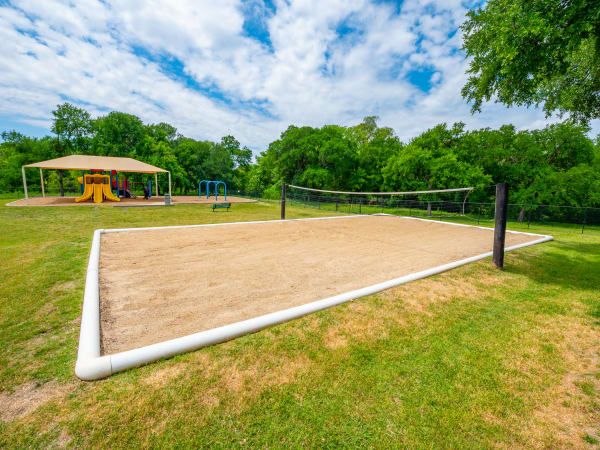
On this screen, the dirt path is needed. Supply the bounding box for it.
[7,195,255,206]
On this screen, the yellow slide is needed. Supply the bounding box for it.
[75,175,120,203]
[93,183,103,203]
[75,176,94,202]
[101,183,119,202]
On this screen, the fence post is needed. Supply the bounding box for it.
[280,182,286,220]
[359,199,362,214]
[582,207,588,234]
[336,198,338,211]
[493,183,509,269]
[477,206,481,225]
[527,205,531,229]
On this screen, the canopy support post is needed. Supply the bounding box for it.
[168,171,172,197]
[22,166,29,204]
[154,173,158,197]
[39,168,45,198]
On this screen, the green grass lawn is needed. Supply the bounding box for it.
[0,196,599,448]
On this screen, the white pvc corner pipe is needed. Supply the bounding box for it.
[75,215,553,380]
[75,229,112,380]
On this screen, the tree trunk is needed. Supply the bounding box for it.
[427,201,432,217]
[58,170,65,197]
[517,207,526,222]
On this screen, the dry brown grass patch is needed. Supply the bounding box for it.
[0,381,76,422]
[508,316,600,448]
[48,280,78,296]
[321,263,496,350]
[143,363,187,388]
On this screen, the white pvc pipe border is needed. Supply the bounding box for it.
[75,214,553,380]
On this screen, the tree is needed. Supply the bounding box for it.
[461,0,600,122]
[382,124,491,215]
[51,103,92,195]
[1,132,55,193]
[91,112,146,157]
[51,103,93,152]
[218,135,253,168]
[148,141,185,195]
[255,125,358,192]
[345,116,403,191]
[146,123,177,144]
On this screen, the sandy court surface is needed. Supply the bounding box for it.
[99,215,543,354]
[7,195,255,207]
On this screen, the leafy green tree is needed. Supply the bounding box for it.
[532,122,595,170]
[51,102,92,153]
[146,122,177,144]
[174,138,207,194]
[462,0,600,122]
[382,124,491,215]
[519,164,600,208]
[203,143,235,187]
[148,141,185,195]
[256,125,358,192]
[91,112,146,157]
[217,135,253,189]
[0,132,55,193]
[345,117,403,190]
[51,102,92,195]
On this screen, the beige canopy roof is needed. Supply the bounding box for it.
[24,155,168,173]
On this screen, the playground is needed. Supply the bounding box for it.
[14,155,255,207]
[19,154,171,205]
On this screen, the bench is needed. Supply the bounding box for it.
[211,202,231,212]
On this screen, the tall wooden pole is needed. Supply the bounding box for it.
[39,168,45,198]
[493,183,508,269]
[281,182,286,220]
[154,173,159,197]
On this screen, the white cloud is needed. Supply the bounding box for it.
[1,0,597,150]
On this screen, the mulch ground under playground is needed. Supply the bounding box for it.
[7,195,255,206]
[98,215,544,354]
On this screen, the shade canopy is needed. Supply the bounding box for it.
[24,155,168,174]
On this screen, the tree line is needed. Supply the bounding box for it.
[248,117,600,207]
[1,103,599,208]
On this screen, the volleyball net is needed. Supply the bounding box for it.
[285,184,475,218]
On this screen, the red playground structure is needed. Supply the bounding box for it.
[109,170,152,199]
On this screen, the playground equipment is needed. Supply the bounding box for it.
[199,180,227,201]
[76,174,120,203]
[110,171,152,199]
[21,155,171,204]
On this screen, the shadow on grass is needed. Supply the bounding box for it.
[507,240,600,321]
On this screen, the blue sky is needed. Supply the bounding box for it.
[1,0,597,148]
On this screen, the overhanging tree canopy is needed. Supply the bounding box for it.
[461,0,600,122]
